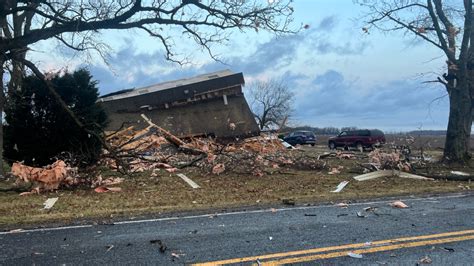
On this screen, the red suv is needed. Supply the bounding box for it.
[328,129,385,150]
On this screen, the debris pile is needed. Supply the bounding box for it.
[368,149,411,171]
[103,116,326,176]
[11,160,78,194]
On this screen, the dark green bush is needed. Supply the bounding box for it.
[4,68,107,166]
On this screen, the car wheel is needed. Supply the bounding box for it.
[311,143,315,147]
[356,142,363,152]
[328,142,336,150]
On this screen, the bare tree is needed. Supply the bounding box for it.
[0,0,295,176]
[357,0,473,163]
[248,79,294,130]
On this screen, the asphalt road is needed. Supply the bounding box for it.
[1,193,474,265]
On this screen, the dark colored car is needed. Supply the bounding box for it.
[328,129,385,150]
[283,131,316,146]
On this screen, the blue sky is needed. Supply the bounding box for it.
[30,0,450,131]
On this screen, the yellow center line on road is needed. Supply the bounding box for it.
[191,229,474,266]
[261,234,474,265]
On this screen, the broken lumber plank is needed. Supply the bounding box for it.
[353,170,395,181]
[353,170,433,181]
[396,171,433,180]
[176,173,200,189]
[140,114,185,147]
[331,181,349,193]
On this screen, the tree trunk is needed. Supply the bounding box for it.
[443,78,473,162]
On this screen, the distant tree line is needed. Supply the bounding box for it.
[279,127,451,136]
[280,126,359,135]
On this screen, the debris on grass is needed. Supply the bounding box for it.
[353,170,432,182]
[331,181,349,193]
[92,176,124,187]
[8,228,24,233]
[212,164,226,175]
[282,198,295,205]
[336,151,356,160]
[369,149,411,171]
[176,173,200,189]
[390,200,409,208]
[450,171,470,176]
[102,115,326,179]
[94,187,122,193]
[43,197,59,210]
[328,167,341,175]
[11,160,77,194]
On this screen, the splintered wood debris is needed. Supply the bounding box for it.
[43,197,59,210]
[101,114,327,177]
[176,173,200,189]
[353,170,433,181]
[12,160,79,195]
[331,181,349,193]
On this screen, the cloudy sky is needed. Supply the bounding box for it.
[30,0,450,132]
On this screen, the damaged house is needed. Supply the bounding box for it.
[98,70,260,138]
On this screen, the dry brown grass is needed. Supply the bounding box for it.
[0,147,470,229]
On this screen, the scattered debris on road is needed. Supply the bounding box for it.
[347,252,363,259]
[336,202,349,208]
[363,206,377,212]
[150,239,167,253]
[171,252,185,259]
[390,200,409,208]
[418,255,432,264]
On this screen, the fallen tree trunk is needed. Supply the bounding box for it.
[140,114,185,147]
[140,114,206,156]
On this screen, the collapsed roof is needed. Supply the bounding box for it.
[98,69,260,138]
